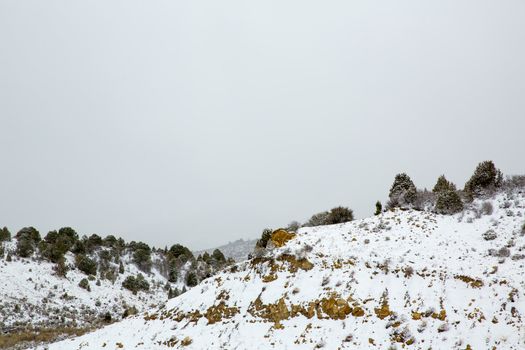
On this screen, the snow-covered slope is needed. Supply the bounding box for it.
[0,249,174,332]
[44,191,525,350]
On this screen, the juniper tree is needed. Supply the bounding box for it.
[433,175,456,193]
[464,160,503,198]
[0,227,11,242]
[375,201,382,216]
[388,173,417,208]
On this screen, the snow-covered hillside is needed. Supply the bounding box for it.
[43,189,525,349]
[0,249,176,333]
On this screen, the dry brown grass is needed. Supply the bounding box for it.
[0,326,93,349]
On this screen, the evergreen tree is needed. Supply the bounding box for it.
[433,175,456,193]
[211,249,226,263]
[435,190,463,215]
[185,271,198,287]
[388,173,417,208]
[15,227,40,257]
[0,227,11,242]
[464,161,503,198]
[374,201,382,216]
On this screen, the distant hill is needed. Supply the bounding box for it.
[194,238,257,262]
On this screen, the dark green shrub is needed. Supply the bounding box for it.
[255,228,273,249]
[71,240,86,255]
[388,173,417,208]
[53,256,68,277]
[15,227,40,257]
[185,271,198,287]
[130,242,152,273]
[168,287,180,299]
[325,206,354,225]
[118,261,125,274]
[464,161,503,198]
[304,206,354,227]
[0,227,11,242]
[168,244,194,262]
[75,254,97,276]
[85,234,103,252]
[211,249,226,262]
[79,278,91,292]
[122,274,150,294]
[168,260,178,282]
[433,175,456,193]
[201,252,211,264]
[435,190,463,215]
[40,228,78,263]
[375,201,382,216]
[103,235,117,247]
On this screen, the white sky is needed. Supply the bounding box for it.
[1,0,524,249]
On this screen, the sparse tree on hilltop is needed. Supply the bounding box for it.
[464,161,503,199]
[388,173,417,208]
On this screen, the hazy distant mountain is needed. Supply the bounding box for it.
[194,238,257,262]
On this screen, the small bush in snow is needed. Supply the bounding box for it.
[286,221,301,232]
[304,211,331,227]
[304,207,354,227]
[255,229,273,249]
[78,278,91,292]
[75,254,97,276]
[482,230,497,241]
[185,271,199,287]
[122,274,150,294]
[375,201,382,215]
[481,202,494,216]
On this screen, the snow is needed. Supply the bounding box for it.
[42,190,525,349]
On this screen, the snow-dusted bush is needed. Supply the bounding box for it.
[304,211,331,227]
[481,202,494,216]
[15,227,41,258]
[286,221,301,232]
[433,175,456,193]
[129,241,152,273]
[304,207,354,227]
[185,271,198,287]
[482,230,497,241]
[464,161,503,199]
[122,273,150,294]
[75,254,97,276]
[388,173,417,208]
[375,201,382,215]
[255,229,273,249]
[435,190,463,215]
[78,278,91,292]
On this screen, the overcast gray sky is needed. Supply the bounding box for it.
[1,1,524,250]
